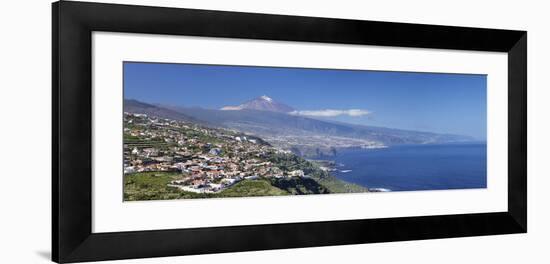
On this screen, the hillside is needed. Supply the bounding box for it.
[123,113,367,201]
[124,98,475,157]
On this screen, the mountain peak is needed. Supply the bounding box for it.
[221,95,294,113]
[259,95,273,102]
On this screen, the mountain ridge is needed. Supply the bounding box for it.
[125,99,475,147]
[221,95,295,113]
[124,99,203,124]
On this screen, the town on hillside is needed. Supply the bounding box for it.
[124,112,311,195]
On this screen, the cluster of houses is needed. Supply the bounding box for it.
[123,113,305,193]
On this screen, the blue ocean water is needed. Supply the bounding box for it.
[332,143,487,192]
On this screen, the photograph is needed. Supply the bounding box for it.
[123,62,487,201]
[1,0,537,263]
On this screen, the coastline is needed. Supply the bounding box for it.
[123,112,484,200]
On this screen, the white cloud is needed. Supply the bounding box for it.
[289,109,371,117]
[220,106,242,111]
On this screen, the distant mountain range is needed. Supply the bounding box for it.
[124,97,476,157]
[124,99,199,123]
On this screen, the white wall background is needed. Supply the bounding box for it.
[0,0,548,263]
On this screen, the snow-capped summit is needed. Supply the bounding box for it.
[259,95,273,102]
[220,95,294,113]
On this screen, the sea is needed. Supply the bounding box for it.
[331,143,487,192]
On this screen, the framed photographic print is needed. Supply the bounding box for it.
[52,1,527,263]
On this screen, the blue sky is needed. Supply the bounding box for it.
[124,62,487,140]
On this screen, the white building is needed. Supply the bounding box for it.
[124,166,135,174]
[289,170,305,177]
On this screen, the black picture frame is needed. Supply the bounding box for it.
[52,1,527,263]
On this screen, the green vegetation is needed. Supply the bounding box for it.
[124,172,184,201]
[268,153,368,193]
[309,174,368,193]
[124,172,289,201]
[123,170,364,201]
[124,133,173,150]
[218,179,288,197]
[123,133,141,141]
[269,177,329,195]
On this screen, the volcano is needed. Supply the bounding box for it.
[220,95,295,113]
